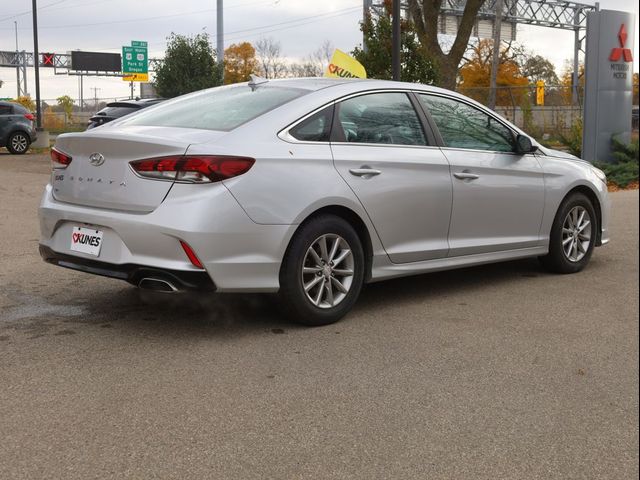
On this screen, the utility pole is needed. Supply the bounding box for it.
[217,0,224,81]
[91,87,101,109]
[392,0,401,81]
[362,0,372,54]
[488,0,504,110]
[31,0,42,129]
[14,21,20,98]
[571,6,580,105]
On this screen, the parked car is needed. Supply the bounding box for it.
[39,78,610,325]
[86,98,164,129]
[0,101,37,154]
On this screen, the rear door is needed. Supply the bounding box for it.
[416,93,545,257]
[331,91,452,263]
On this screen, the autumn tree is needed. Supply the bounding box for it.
[154,33,223,98]
[56,95,75,121]
[224,42,258,84]
[633,72,638,105]
[458,39,529,106]
[352,1,436,83]
[519,54,559,85]
[255,37,287,79]
[408,0,486,89]
[12,95,35,111]
[559,60,585,105]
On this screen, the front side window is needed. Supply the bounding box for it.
[289,105,334,142]
[337,93,426,146]
[418,94,515,152]
[120,85,307,131]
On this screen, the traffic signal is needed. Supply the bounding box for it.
[41,53,55,67]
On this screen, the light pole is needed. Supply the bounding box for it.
[392,0,401,81]
[217,0,224,80]
[31,0,42,129]
[488,0,504,110]
[15,21,20,98]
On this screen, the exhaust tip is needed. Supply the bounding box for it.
[138,277,179,293]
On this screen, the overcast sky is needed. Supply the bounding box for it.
[0,0,638,103]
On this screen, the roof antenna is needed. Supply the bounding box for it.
[248,74,269,91]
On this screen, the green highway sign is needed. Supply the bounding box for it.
[122,40,148,81]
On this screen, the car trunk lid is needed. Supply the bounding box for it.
[51,126,224,212]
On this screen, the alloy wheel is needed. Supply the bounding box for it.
[562,206,592,262]
[301,234,354,309]
[11,134,28,153]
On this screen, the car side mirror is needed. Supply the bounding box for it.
[515,134,538,154]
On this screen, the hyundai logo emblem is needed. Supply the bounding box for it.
[89,152,105,166]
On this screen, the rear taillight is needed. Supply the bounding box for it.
[51,148,72,169]
[130,155,255,184]
[24,113,35,121]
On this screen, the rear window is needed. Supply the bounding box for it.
[98,106,139,118]
[120,85,306,131]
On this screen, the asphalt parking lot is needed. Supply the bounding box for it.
[1,152,638,479]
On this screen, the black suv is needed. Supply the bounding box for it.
[87,98,164,129]
[0,101,37,154]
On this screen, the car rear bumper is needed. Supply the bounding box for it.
[39,245,215,291]
[38,182,297,292]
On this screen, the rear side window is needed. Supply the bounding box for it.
[121,85,307,131]
[336,93,426,146]
[289,105,334,142]
[0,105,12,115]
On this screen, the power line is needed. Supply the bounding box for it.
[58,5,359,52]
[0,0,69,23]
[28,3,359,30]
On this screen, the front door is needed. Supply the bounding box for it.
[417,93,545,257]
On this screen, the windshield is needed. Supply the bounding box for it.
[119,85,307,131]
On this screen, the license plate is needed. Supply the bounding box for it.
[70,226,103,256]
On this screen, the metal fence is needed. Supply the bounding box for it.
[460,84,639,136]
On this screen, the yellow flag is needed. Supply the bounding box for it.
[536,80,545,106]
[325,49,367,79]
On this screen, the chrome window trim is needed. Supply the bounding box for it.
[331,142,443,150]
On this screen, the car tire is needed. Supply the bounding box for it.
[7,131,30,155]
[278,215,365,326]
[539,192,597,274]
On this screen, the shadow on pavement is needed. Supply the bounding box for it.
[59,257,548,336]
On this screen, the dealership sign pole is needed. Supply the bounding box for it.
[582,9,636,163]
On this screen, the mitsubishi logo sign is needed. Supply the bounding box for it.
[609,24,633,62]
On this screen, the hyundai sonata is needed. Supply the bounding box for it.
[39,78,610,325]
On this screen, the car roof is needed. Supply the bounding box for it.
[255,77,454,96]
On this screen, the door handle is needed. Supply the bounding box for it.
[453,172,480,180]
[349,167,381,177]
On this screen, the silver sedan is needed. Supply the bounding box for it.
[39,78,610,325]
